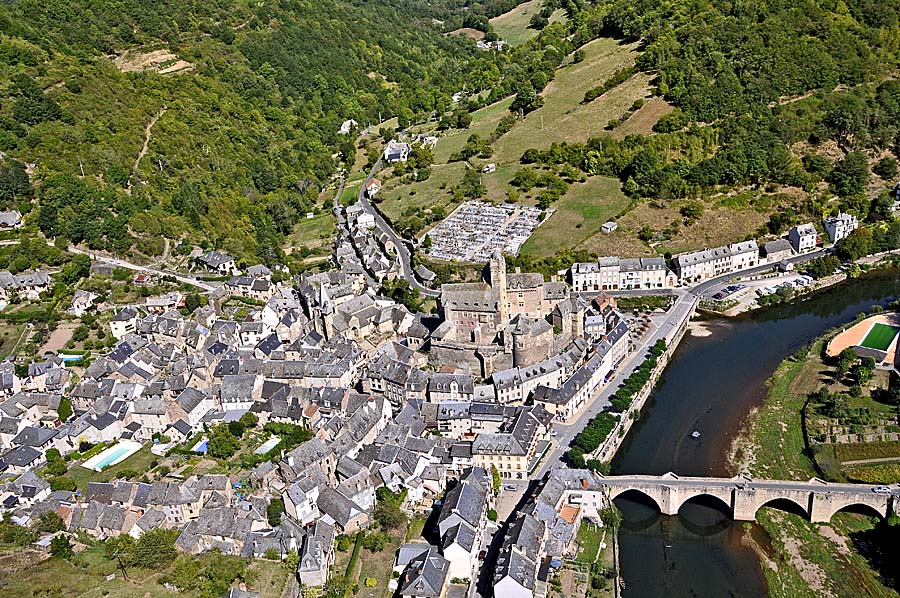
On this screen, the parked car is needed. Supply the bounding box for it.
[478,550,487,561]
[503,484,518,491]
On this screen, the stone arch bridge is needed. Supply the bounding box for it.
[601,473,894,522]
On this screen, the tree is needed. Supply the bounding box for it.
[834,228,873,262]
[490,465,501,493]
[45,459,68,476]
[679,202,704,221]
[49,535,72,558]
[183,293,202,313]
[132,528,179,568]
[267,497,285,527]
[599,506,622,532]
[874,157,899,180]
[227,420,245,438]
[830,152,869,197]
[362,530,389,551]
[35,511,65,534]
[240,412,259,429]
[50,476,76,492]
[59,254,91,285]
[57,397,72,422]
[836,348,857,380]
[374,498,406,530]
[207,425,240,459]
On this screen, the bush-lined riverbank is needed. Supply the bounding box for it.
[734,336,900,597]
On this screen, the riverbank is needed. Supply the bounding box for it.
[732,337,900,597]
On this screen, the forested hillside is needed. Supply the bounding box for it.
[0,0,531,262]
[525,0,900,230]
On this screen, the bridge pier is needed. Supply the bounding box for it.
[658,485,680,516]
[732,488,759,521]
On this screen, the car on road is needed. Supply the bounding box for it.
[550,430,558,437]
[871,486,892,494]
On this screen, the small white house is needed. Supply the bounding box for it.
[601,221,618,234]
[823,212,859,243]
[338,119,358,135]
[365,178,381,198]
[482,163,496,174]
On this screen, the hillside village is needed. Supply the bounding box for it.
[0,170,875,597]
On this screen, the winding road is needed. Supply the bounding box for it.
[356,159,440,297]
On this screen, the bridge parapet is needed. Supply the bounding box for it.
[598,473,895,523]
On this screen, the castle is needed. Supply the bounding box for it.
[430,251,587,378]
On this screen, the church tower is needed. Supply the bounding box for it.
[489,250,509,325]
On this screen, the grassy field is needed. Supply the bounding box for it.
[521,176,631,258]
[376,161,467,226]
[574,522,604,564]
[285,212,336,254]
[756,508,897,598]
[0,322,25,359]
[356,530,405,598]
[612,96,674,138]
[490,0,567,47]
[59,446,159,492]
[861,323,900,350]
[0,544,290,598]
[433,97,514,165]
[740,344,823,480]
[490,39,644,164]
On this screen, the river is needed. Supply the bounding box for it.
[610,269,900,597]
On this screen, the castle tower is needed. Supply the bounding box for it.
[489,250,509,325]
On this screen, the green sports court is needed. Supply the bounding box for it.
[860,323,900,351]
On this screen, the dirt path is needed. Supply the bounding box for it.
[126,106,167,194]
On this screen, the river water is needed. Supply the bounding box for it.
[610,269,900,597]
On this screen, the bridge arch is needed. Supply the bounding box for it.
[754,497,809,519]
[676,492,733,519]
[609,487,663,513]
[814,498,888,523]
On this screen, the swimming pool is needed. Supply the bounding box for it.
[80,441,143,472]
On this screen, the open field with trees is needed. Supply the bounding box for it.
[489,0,567,47]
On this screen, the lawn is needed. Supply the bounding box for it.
[0,321,25,359]
[490,0,567,47]
[520,176,631,258]
[574,522,604,564]
[339,181,363,207]
[285,212,336,254]
[0,544,291,598]
[63,445,159,492]
[860,323,900,351]
[355,530,405,598]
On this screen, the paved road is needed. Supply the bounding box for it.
[65,246,215,291]
[690,248,828,297]
[356,160,440,297]
[533,289,697,479]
